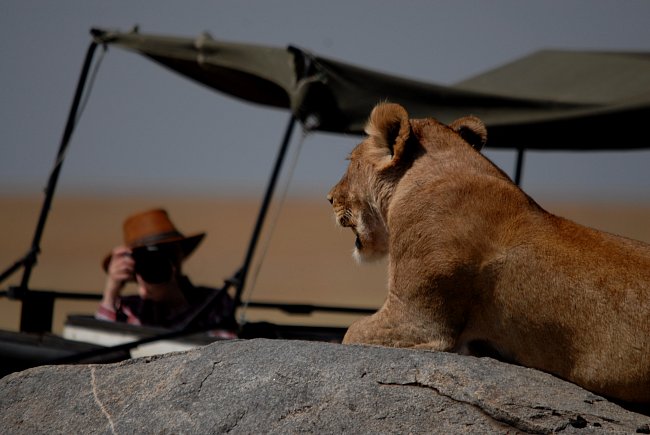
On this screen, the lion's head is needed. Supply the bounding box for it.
[327,102,487,262]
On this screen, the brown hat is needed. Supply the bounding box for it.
[102,208,205,271]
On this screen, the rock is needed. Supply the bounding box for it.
[1,338,648,434]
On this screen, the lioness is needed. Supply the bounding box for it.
[328,102,650,404]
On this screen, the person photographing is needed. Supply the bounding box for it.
[96,208,237,338]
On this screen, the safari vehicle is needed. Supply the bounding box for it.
[1,27,649,377]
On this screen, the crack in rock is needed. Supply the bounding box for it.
[90,367,118,435]
[197,361,219,393]
[377,380,570,434]
[222,410,246,433]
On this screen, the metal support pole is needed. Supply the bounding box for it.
[232,115,297,308]
[16,41,99,332]
[514,148,525,186]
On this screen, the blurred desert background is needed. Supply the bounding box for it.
[1,194,649,335]
[3,2,650,339]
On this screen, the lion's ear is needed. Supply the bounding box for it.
[365,102,411,165]
[450,116,487,151]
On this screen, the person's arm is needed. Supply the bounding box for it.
[96,246,134,321]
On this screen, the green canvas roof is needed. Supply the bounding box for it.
[92,28,650,150]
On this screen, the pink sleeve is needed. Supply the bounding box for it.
[95,303,117,321]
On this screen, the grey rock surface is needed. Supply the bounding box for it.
[1,338,649,434]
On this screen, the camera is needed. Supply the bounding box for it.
[131,246,174,284]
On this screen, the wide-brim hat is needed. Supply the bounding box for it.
[102,208,205,271]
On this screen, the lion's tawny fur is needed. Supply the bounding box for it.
[328,102,650,404]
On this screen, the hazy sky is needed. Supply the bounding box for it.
[2,1,649,201]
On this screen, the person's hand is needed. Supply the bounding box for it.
[101,246,135,309]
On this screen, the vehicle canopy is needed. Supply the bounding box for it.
[93,27,650,150]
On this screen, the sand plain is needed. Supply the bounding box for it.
[1,195,649,334]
